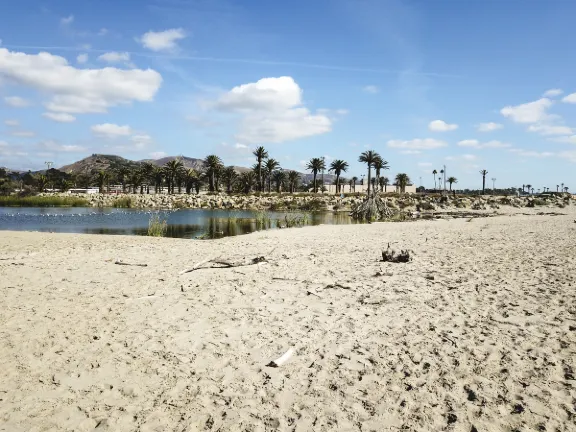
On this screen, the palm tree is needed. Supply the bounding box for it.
[164,159,184,194]
[264,158,280,193]
[184,169,197,194]
[373,157,389,191]
[556,185,559,192]
[479,169,488,194]
[239,171,256,194]
[328,159,349,194]
[526,184,532,195]
[351,176,358,192]
[358,150,381,195]
[140,162,156,194]
[447,176,458,191]
[253,146,268,192]
[36,174,49,193]
[383,176,390,193]
[95,171,109,194]
[306,157,326,193]
[272,170,286,193]
[204,155,223,192]
[287,170,300,194]
[129,170,142,194]
[153,167,164,194]
[222,166,238,194]
[395,173,411,193]
[432,169,438,190]
[116,166,131,193]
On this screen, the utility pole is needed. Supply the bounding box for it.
[443,165,447,194]
[44,161,53,171]
[491,177,496,191]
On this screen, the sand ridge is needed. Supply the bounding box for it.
[1,209,575,431]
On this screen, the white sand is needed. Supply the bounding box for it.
[1,209,575,431]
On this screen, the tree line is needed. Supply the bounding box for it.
[1,147,414,195]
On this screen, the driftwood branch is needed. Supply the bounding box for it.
[114,260,148,267]
[179,256,267,274]
[266,348,295,367]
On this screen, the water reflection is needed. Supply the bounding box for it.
[0,208,360,239]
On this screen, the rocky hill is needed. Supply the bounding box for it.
[57,154,335,183]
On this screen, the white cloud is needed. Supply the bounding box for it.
[549,135,576,144]
[477,122,503,132]
[457,139,511,149]
[139,28,186,52]
[509,148,554,158]
[186,115,219,127]
[417,162,432,167]
[558,151,576,163]
[234,143,248,149]
[130,134,153,149]
[4,119,19,127]
[528,124,573,136]
[60,15,74,25]
[500,98,552,123]
[4,96,31,107]
[543,89,563,98]
[91,123,133,138]
[363,85,379,94]
[10,130,35,137]
[387,138,448,150]
[76,53,88,64]
[212,76,332,144]
[445,154,478,161]
[98,28,108,36]
[42,112,76,123]
[98,51,131,64]
[428,119,458,132]
[38,140,86,153]
[562,93,576,104]
[149,151,167,160]
[0,48,162,115]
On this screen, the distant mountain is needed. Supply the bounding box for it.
[57,154,336,184]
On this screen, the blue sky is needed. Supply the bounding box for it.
[1,0,575,190]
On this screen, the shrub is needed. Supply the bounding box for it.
[112,196,134,208]
[173,200,187,209]
[147,214,167,237]
[0,196,88,207]
[299,198,327,211]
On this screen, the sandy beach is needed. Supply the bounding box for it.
[1,208,575,432]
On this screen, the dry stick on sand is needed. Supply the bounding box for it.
[179,256,267,274]
[266,348,295,368]
[114,260,148,267]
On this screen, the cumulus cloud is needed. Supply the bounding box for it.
[387,138,448,150]
[0,48,162,115]
[130,134,153,149]
[234,143,249,149]
[549,135,576,144]
[38,140,86,153]
[10,130,35,137]
[562,93,576,104]
[428,120,458,132]
[91,123,133,138]
[139,28,186,52]
[500,98,552,123]
[60,15,74,26]
[4,119,19,126]
[97,51,131,64]
[362,85,379,94]
[4,96,31,107]
[149,151,167,159]
[42,112,76,123]
[211,76,332,144]
[543,89,563,98]
[527,124,573,136]
[457,139,511,149]
[76,53,88,64]
[476,122,503,132]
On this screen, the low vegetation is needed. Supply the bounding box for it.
[147,214,168,237]
[112,196,134,208]
[0,196,88,207]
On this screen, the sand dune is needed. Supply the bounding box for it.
[1,208,575,431]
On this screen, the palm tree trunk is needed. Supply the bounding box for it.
[482,176,486,194]
[367,167,372,195]
[313,173,317,193]
[336,174,340,194]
